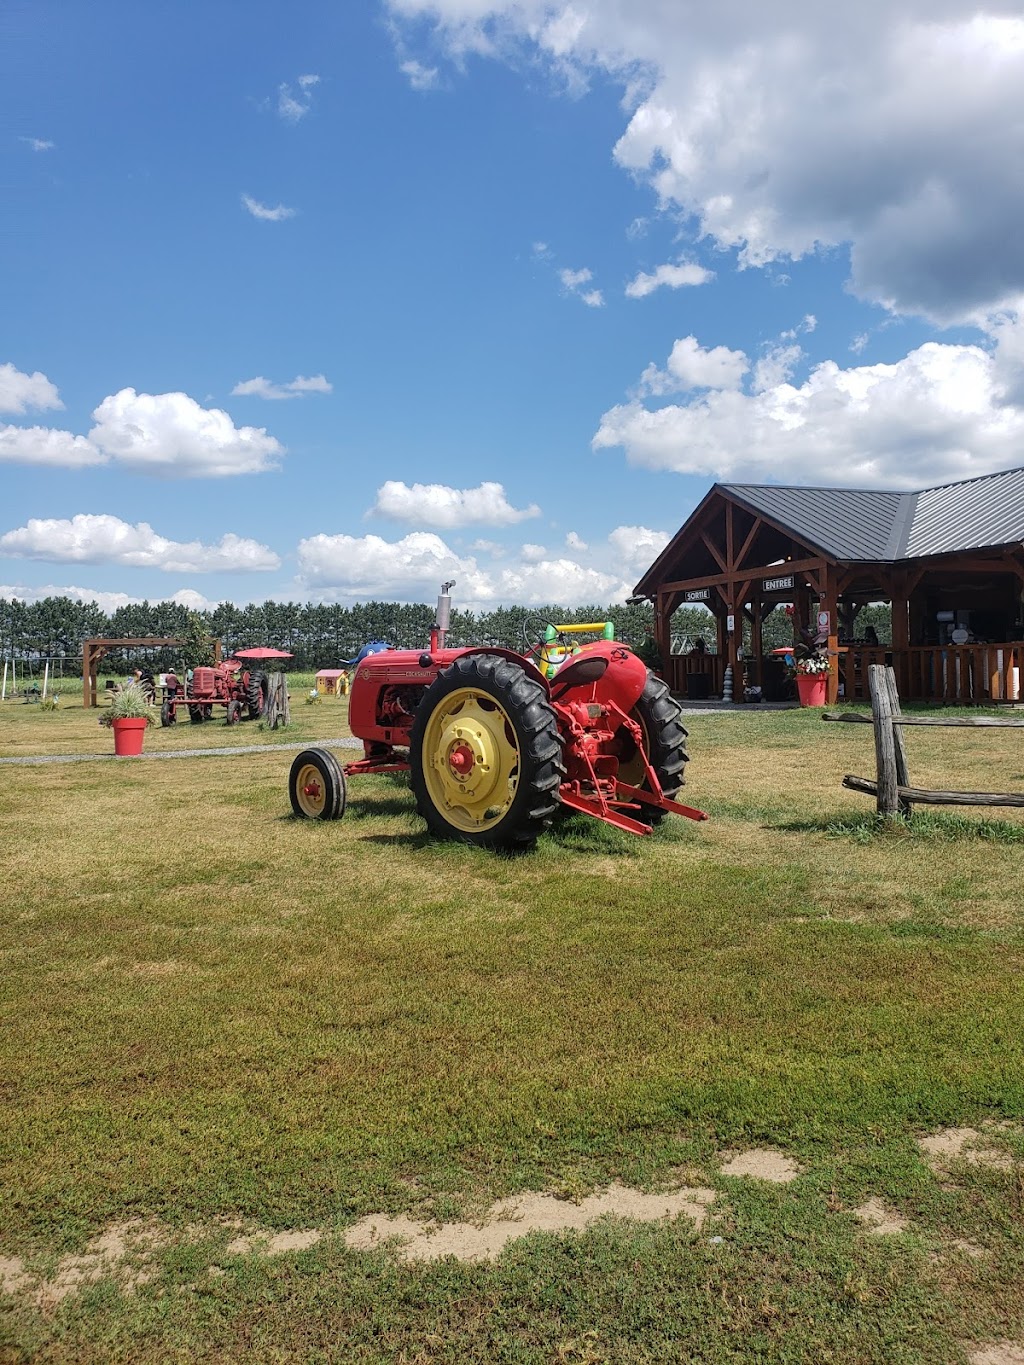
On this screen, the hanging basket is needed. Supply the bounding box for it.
[795,673,827,708]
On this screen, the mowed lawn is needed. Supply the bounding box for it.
[2,694,1024,1363]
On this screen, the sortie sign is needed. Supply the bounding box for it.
[685,588,710,602]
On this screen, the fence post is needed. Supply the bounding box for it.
[869,664,900,818]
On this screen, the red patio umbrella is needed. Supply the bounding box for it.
[231,647,294,659]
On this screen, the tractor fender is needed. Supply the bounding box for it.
[452,647,550,692]
[556,640,649,715]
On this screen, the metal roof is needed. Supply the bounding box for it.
[721,466,1024,562]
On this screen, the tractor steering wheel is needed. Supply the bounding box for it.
[521,615,562,663]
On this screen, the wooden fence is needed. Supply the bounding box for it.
[824,664,1024,817]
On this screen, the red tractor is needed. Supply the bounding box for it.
[288,584,706,850]
[160,662,269,727]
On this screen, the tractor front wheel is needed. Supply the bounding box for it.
[410,654,564,850]
[226,700,241,725]
[160,700,175,727]
[288,747,347,820]
[615,671,690,824]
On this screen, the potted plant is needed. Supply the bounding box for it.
[793,654,830,707]
[99,681,154,755]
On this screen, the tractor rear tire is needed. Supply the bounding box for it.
[188,703,205,724]
[616,671,690,825]
[289,747,347,820]
[410,653,564,850]
[247,670,268,719]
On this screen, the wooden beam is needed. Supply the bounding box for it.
[843,775,1024,808]
[659,556,829,595]
[726,501,735,572]
[700,531,728,573]
[735,515,763,571]
[823,712,1024,728]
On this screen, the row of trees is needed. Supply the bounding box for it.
[0,595,709,673]
[0,595,892,675]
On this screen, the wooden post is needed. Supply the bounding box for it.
[883,666,911,815]
[869,664,900,818]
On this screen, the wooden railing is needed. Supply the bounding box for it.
[839,643,1023,705]
[666,653,723,698]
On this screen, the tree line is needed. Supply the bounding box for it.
[0,594,688,673]
[0,594,892,674]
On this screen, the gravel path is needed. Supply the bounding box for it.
[0,738,364,767]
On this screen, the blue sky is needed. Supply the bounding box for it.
[3,0,1023,613]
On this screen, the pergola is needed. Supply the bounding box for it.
[633,468,1024,706]
[82,636,222,707]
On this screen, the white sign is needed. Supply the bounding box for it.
[817,610,831,632]
[763,575,794,592]
[726,613,735,633]
[685,588,710,602]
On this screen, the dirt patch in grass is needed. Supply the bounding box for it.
[225,1228,322,1256]
[854,1197,910,1236]
[718,1149,802,1183]
[345,1182,717,1262]
[0,1219,168,1310]
[919,1124,1017,1173]
[967,1345,1024,1365]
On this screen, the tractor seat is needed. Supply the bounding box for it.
[551,654,609,691]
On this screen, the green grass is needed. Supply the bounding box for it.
[2,705,1024,1361]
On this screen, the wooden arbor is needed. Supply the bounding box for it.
[82,636,222,707]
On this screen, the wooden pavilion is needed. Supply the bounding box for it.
[632,467,1024,706]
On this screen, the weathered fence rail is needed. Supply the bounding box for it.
[823,664,1024,818]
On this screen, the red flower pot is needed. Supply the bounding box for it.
[111,717,148,755]
[795,673,827,707]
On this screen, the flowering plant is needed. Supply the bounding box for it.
[794,655,830,675]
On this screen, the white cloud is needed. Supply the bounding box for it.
[88,389,283,477]
[559,265,604,307]
[595,334,1024,488]
[0,425,103,468]
[277,74,320,121]
[607,525,670,575]
[401,59,440,89]
[389,1,1024,323]
[242,195,296,222]
[625,260,714,298]
[752,343,803,394]
[20,137,53,152]
[371,479,541,527]
[0,387,283,476]
[0,515,280,573]
[639,335,748,396]
[0,363,63,415]
[298,530,488,601]
[520,542,547,562]
[231,373,332,400]
[0,583,219,613]
[565,530,588,551]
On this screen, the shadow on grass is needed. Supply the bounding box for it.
[776,809,1024,844]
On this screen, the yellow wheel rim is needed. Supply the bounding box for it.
[294,762,328,818]
[421,687,521,833]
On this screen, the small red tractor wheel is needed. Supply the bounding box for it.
[288,747,347,820]
[615,671,690,824]
[226,700,241,726]
[160,700,176,727]
[410,654,564,850]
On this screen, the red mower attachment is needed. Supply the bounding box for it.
[287,582,707,849]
